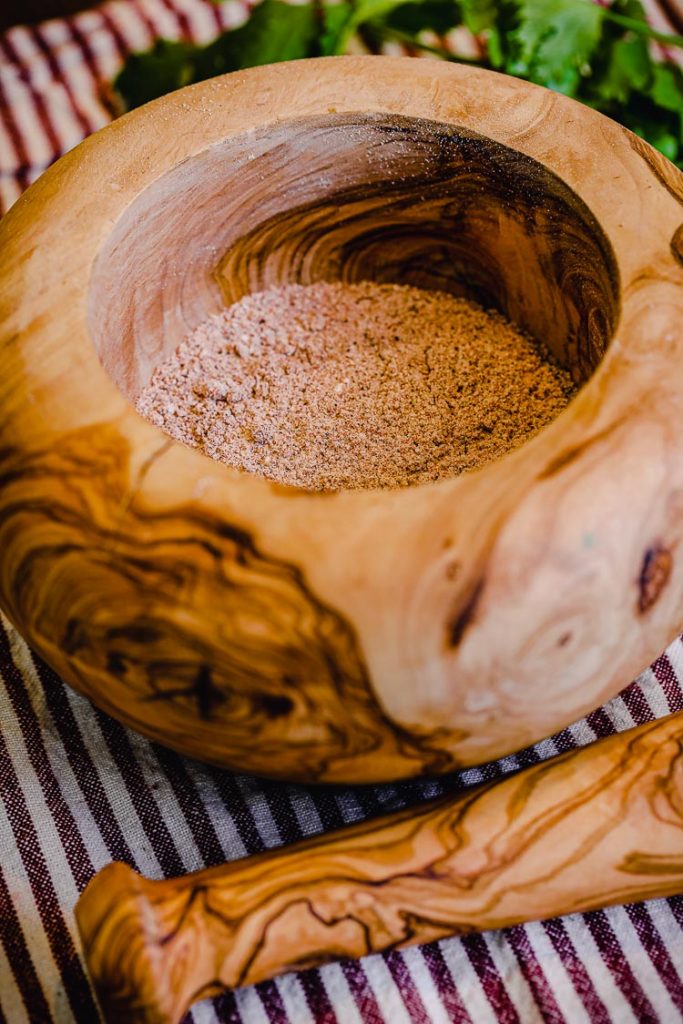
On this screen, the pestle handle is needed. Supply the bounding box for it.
[76,712,683,1024]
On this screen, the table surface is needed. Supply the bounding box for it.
[1,2,683,1022]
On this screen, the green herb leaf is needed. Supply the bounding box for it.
[649,62,683,116]
[589,36,652,104]
[114,39,196,109]
[485,26,505,67]
[320,2,354,55]
[512,0,605,94]
[646,125,679,160]
[192,1,318,76]
[333,0,421,52]
[458,0,498,33]
[386,0,461,37]
[115,0,320,109]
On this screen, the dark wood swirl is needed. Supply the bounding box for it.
[630,132,683,206]
[216,117,620,384]
[629,133,683,266]
[0,425,458,782]
[638,544,674,613]
[76,712,683,1024]
[672,223,683,266]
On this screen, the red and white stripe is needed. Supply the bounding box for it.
[1,1,683,1021]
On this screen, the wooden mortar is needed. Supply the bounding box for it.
[0,56,682,783]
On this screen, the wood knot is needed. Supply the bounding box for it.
[638,544,673,614]
[671,225,683,267]
[193,665,226,720]
[447,578,485,648]
[257,693,294,718]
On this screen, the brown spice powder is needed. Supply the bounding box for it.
[137,281,575,491]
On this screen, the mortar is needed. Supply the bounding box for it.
[1,55,682,783]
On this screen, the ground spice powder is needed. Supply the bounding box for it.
[137,281,575,491]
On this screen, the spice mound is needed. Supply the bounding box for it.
[137,281,575,491]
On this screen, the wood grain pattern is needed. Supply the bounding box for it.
[630,132,683,268]
[1,58,683,781]
[76,712,683,1024]
[0,425,453,781]
[89,114,617,398]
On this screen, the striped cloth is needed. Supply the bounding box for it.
[1,2,683,1021]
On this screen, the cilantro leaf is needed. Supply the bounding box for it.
[588,36,651,105]
[189,1,318,77]
[331,0,424,53]
[511,0,605,94]
[320,2,354,56]
[458,0,498,33]
[649,62,683,117]
[115,39,196,109]
[115,1,320,109]
[386,0,462,37]
[644,124,679,161]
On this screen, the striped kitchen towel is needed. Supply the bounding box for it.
[1,2,683,1021]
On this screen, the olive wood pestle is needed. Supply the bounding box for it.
[76,712,683,1024]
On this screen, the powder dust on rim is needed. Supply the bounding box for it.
[136,281,576,492]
